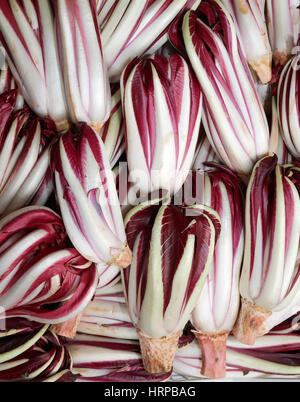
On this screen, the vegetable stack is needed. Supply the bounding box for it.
[0,0,300,383]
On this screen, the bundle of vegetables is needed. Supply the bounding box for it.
[67,334,171,382]
[0,0,110,132]
[169,0,270,177]
[0,320,76,382]
[98,0,201,82]
[0,206,98,335]
[1,0,300,383]
[233,156,300,345]
[122,199,221,373]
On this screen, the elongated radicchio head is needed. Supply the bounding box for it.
[0,206,98,328]
[53,0,111,132]
[190,166,244,378]
[0,0,111,132]
[172,0,269,176]
[121,53,202,197]
[99,0,201,82]
[234,156,300,345]
[54,124,132,270]
[121,199,221,373]
[0,0,69,131]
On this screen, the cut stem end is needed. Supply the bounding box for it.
[137,329,182,374]
[232,298,271,345]
[51,313,83,339]
[193,331,229,379]
[111,244,132,269]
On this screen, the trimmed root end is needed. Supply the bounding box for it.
[232,298,271,345]
[111,244,132,269]
[193,331,229,379]
[137,329,182,374]
[51,313,83,339]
